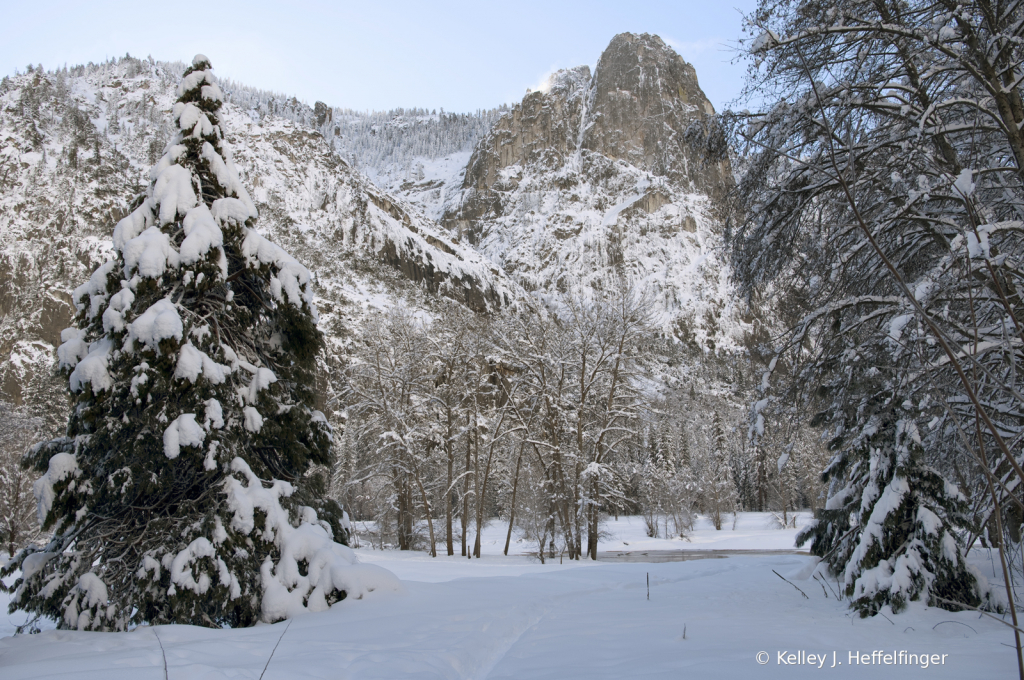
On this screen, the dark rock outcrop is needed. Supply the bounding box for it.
[584,33,730,196]
[444,33,731,240]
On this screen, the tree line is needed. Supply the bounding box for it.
[330,291,830,561]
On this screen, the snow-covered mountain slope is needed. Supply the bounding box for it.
[0,38,753,420]
[357,148,472,222]
[0,57,519,411]
[325,108,504,222]
[442,33,746,352]
[249,101,505,223]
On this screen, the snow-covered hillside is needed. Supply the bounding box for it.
[0,38,756,419]
[326,108,503,221]
[0,57,520,416]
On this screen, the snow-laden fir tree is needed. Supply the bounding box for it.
[697,411,735,531]
[797,410,996,616]
[2,55,398,631]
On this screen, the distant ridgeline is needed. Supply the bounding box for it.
[218,78,507,174]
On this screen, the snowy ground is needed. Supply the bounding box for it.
[2,513,1019,678]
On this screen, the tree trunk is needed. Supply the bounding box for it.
[588,476,599,560]
[399,477,415,549]
[472,426,482,558]
[504,448,523,556]
[461,436,471,557]
[446,417,454,556]
[412,457,436,557]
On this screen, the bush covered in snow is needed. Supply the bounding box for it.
[1,55,399,631]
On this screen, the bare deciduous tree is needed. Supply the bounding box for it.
[0,402,44,556]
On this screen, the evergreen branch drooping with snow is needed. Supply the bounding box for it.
[1,55,399,630]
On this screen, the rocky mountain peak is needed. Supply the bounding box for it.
[446,33,731,243]
[584,33,727,194]
[440,34,745,352]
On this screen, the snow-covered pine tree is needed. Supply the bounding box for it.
[798,410,995,616]
[699,411,735,531]
[3,55,397,631]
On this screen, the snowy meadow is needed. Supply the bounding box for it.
[2,514,1018,678]
[5,0,1024,677]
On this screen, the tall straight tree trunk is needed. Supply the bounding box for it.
[411,455,436,557]
[445,416,454,556]
[472,424,481,558]
[461,436,471,557]
[588,477,599,560]
[396,474,415,550]
[574,478,582,559]
[504,448,523,556]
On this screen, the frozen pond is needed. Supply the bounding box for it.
[595,549,808,563]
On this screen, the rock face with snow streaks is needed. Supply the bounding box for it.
[585,34,728,190]
[443,33,743,351]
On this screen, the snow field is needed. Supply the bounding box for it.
[2,513,1016,678]
[1,554,1014,679]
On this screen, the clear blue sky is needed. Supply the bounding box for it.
[2,1,759,113]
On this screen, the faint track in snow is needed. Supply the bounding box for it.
[473,603,552,680]
[472,579,623,680]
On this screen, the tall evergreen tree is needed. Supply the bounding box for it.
[3,55,396,631]
[699,411,735,530]
[797,410,994,616]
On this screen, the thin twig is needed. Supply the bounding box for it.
[934,597,1024,635]
[259,618,293,680]
[153,628,168,680]
[815,572,842,601]
[933,620,978,634]
[773,569,809,599]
